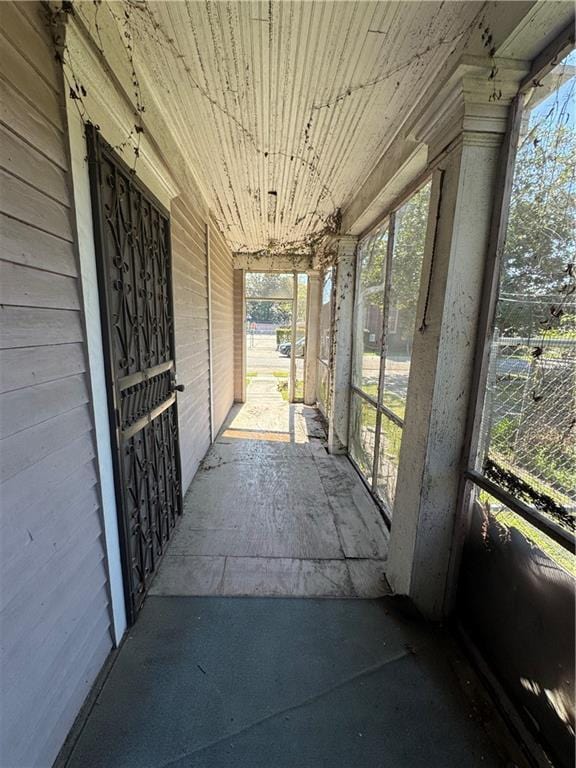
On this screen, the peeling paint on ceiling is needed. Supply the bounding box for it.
[103,1,484,253]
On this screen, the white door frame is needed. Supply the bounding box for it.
[63,21,179,642]
[66,109,127,645]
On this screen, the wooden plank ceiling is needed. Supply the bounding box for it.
[104,1,483,253]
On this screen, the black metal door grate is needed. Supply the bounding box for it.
[87,125,182,622]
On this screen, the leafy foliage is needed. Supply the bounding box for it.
[246,300,291,324]
[389,184,431,337]
[245,273,308,326]
[497,77,576,336]
[485,55,576,511]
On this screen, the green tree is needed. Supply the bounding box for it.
[497,106,576,335]
[246,300,291,324]
[245,272,294,325]
[353,185,431,367]
[245,272,293,299]
[388,183,431,352]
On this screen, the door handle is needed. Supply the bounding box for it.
[170,370,185,393]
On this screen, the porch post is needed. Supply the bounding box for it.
[304,270,321,406]
[328,236,358,454]
[233,268,246,403]
[386,61,526,618]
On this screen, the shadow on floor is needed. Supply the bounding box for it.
[65,596,509,768]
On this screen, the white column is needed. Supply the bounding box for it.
[386,61,525,618]
[233,269,246,403]
[328,236,357,454]
[304,271,321,406]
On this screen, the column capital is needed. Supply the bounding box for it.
[334,234,358,260]
[411,56,529,160]
[314,234,358,269]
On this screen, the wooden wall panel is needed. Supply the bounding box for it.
[0,78,68,168]
[171,197,211,493]
[0,305,85,348]
[209,218,235,434]
[171,201,235,489]
[0,6,237,764]
[0,212,78,275]
[0,4,112,767]
[0,343,86,393]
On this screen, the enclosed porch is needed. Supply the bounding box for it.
[0,2,574,768]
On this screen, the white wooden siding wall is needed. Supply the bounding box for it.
[0,3,112,767]
[172,197,211,493]
[209,219,235,434]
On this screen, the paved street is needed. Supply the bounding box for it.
[247,333,290,374]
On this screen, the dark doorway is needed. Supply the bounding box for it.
[86,126,183,624]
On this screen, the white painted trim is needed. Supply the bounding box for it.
[65,108,127,645]
[327,240,357,454]
[66,20,178,208]
[304,271,321,406]
[62,21,181,642]
[241,270,247,403]
[289,272,298,403]
[233,253,313,271]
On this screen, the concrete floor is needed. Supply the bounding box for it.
[151,380,389,598]
[65,597,510,768]
[62,393,517,768]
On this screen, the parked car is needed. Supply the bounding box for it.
[279,337,305,357]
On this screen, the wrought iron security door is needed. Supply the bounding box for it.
[87,126,183,623]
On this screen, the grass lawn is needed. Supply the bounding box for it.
[270,371,304,402]
[358,383,406,421]
[480,489,575,574]
[509,515,574,574]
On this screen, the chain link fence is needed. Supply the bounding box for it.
[481,295,576,518]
